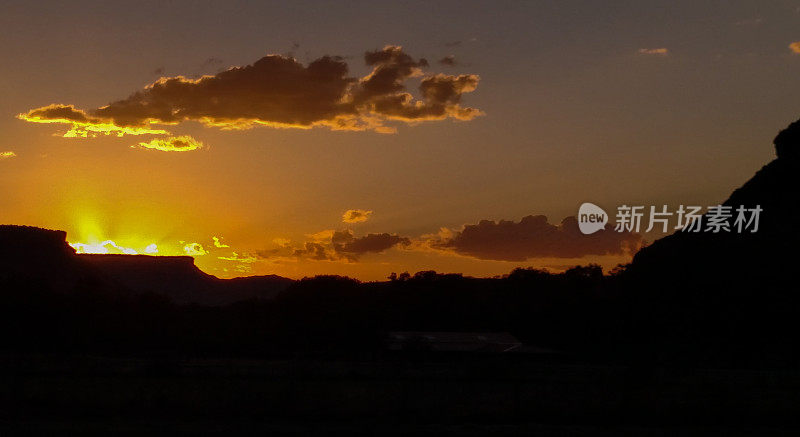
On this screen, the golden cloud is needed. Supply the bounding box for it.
[71,240,138,255]
[342,209,373,223]
[183,243,208,256]
[790,41,800,54]
[218,252,258,263]
[0,151,16,160]
[272,237,292,247]
[638,48,669,55]
[17,104,169,138]
[133,135,204,152]
[19,46,482,137]
[306,229,335,242]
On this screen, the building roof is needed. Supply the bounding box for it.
[387,331,522,353]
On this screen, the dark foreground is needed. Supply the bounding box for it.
[4,123,800,434]
[2,354,800,436]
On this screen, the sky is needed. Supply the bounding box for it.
[1,0,799,280]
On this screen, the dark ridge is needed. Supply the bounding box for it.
[622,118,800,364]
[0,225,294,305]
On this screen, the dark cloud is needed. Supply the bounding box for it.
[257,212,638,264]
[292,242,331,261]
[152,67,165,75]
[18,104,167,137]
[438,55,457,66]
[332,230,411,260]
[368,72,481,122]
[25,104,90,123]
[421,74,476,105]
[434,215,642,261]
[356,46,428,101]
[258,228,410,262]
[94,54,355,129]
[20,46,482,136]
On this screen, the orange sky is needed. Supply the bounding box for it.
[1,1,797,279]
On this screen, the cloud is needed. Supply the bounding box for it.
[638,48,669,56]
[332,230,410,260]
[183,243,208,256]
[212,236,229,248]
[19,46,482,137]
[292,242,333,261]
[133,135,204,152]
[428,215,642,261]
[342,209,372,223]
[257,233,337,261]
[71,240,138,255]
[17,104,169,137]
[438,55,457,66]
[272,237,291,247]
[306,229,335,242]
[258,228,409,262]
[366,71,482,123]
[218,252,257,263]
[0,151,16,160]
[256,211,640,264]
[790,42,800,54]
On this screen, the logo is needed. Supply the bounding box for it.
[578,202,608,234]
[578,202,762,235]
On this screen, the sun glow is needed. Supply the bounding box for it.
[66,209,167,256]
[63,211,255,278]
[71,240,139,255]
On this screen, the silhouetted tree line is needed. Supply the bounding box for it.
[3,257,800,367]
[0,264,628,358]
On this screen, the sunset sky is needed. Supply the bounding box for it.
[1,0,799,279]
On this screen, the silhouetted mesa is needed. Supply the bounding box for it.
[0,225,293,305]
[78,254,293,305]
[0,225,74,267]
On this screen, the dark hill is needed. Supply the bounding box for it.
[79,254,293,305]
[0,225,293,305]
[0,225,76,274]
[622,119,800,364]
[0,224,121,295]
[629,119,800,278]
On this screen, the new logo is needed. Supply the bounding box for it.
[578,202,608,234]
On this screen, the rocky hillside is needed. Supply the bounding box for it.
[0,225,293,305]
